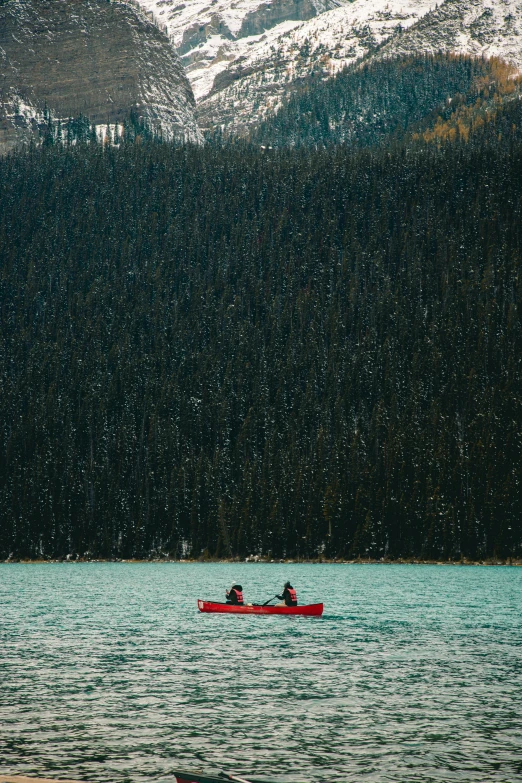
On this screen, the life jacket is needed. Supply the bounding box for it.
[286,587,297,605]
[232,588,244,605]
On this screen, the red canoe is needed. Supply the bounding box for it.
[198,600,323,616]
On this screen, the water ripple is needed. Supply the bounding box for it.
[0,563,521,783]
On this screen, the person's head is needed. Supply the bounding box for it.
[232,584,243,591]
[284,581,292,589]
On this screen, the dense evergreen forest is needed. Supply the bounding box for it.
[1,83,521,562]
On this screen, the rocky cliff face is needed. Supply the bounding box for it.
[137,0,339,102]
[376,0,522,67]
[0,0,202,154]
[137,0,522,136]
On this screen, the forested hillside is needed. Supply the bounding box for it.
[0,127,521,561]
[248,54,498,148]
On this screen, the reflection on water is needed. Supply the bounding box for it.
[1,563,521,783]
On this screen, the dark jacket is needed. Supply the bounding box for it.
[226,585,244,605]
[277,586,297,606]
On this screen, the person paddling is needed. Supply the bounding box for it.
[277,581,297,607]
[226,584,244,605]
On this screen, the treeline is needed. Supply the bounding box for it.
[36,108,164,148]
[248,54,521,149]
[0,127,521,561]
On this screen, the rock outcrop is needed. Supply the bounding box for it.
[0,0,202,154]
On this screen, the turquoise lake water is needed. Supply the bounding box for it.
[1,563,521,783]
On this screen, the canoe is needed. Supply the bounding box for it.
[197,599,323,616]
[174,770,274,783]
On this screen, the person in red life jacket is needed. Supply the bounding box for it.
[226,584,244,605]
[277,581,297,607]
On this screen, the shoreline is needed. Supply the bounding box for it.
[2,557,521,566]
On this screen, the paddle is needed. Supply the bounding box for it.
[262,595,279,606]
[219,773,253,783]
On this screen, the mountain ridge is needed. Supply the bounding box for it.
[136,0,522,135]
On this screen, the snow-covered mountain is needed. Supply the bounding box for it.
[137,0,522,134]
[377,0,522,66]
[0,0,202,154]
[3,0,521,146]
[137,0,340,101]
